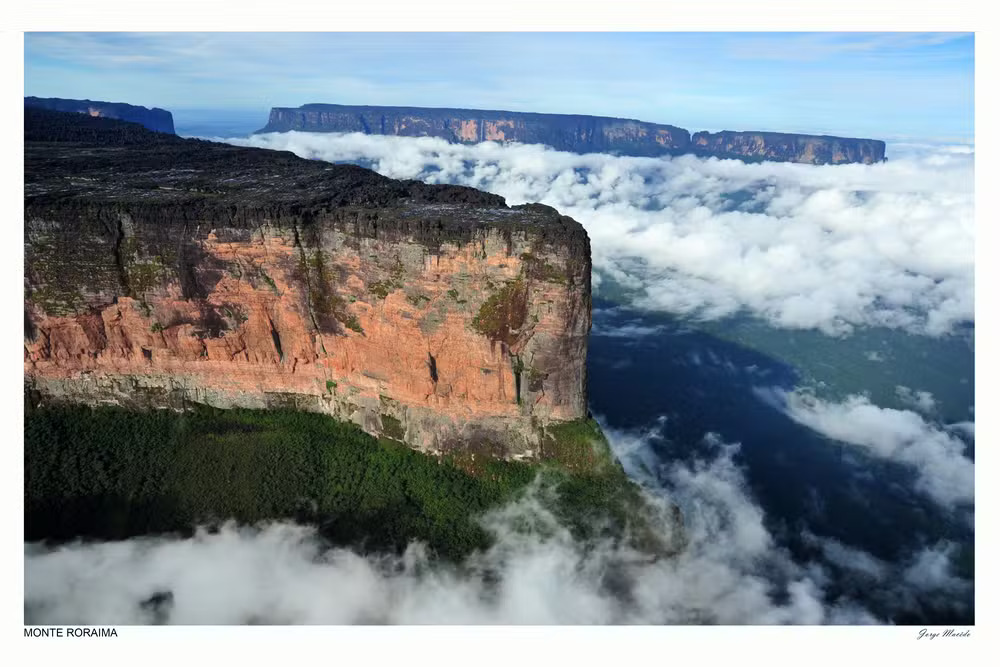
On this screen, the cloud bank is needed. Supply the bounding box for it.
[26,423,970,625]
[756,387,974,510]
[224,132,974,337]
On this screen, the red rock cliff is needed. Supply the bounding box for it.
[24,109,591,459]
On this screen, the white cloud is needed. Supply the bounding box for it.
[895,386,937,414]
[222,132,973,337]
[947,421,975,439]
[803,532,888,580]
[757,388,974,509]
[26,421,973,625]
[26,426,902,626]
[900,541,970,595]
[800,532,971,617]
[589,312,666,339]
[590,323,665,338]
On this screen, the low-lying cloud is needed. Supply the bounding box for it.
[895,385,937,414]
[25,423,969,625]
[224,132,974,337]
[756,387,974,510]
[802,532,972,618]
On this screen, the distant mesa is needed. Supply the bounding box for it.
[257,103,887,165]
[258,103,691,158]
[24,96,175,135]
[690,130,886,166]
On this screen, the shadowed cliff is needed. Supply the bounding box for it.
[25,96,176,134]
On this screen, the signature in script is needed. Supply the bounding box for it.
[917,628,971,640]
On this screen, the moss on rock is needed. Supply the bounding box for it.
[471,277,528,346]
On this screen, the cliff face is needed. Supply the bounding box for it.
[260,104,691,156]
[257,103,886,165]
[25,96,176,134]
[24,109,591,459]
[691,130,886,165]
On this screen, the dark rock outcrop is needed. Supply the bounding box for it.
[24,108,591,459]
[257,103,886,165]
[25,96,176,134]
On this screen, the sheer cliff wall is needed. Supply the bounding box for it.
[24,110,591,459]
[690,130,885,165]
[259,104,691,156]
[258,103,886,165]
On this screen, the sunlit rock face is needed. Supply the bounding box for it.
[258,104,691,157]
[257,103,886,164]
[24,109,591,459]
[691,130,886,165]
[24,96,176,134]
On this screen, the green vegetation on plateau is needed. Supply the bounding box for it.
[24,404,659,561]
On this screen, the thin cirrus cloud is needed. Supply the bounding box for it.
[24,32,973,139]
[726,32,971,62]
[225,131,974,338]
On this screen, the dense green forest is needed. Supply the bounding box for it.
[25,404,661,561]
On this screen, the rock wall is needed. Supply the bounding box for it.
[24,109,591,459]
[257,103,886,164]
[25,96,175,134]
[691,130,886,165]
[259,104,691,156]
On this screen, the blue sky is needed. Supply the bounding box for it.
[24,32,974,140]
